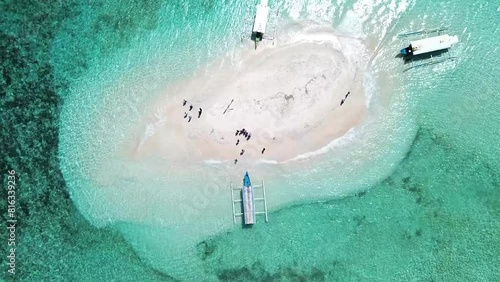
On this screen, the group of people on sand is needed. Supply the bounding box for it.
[181,99,268,164]
[236,128,251,141]
[233,128,266,164]
[183,99,202,122]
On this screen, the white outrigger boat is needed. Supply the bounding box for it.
[230,172,269,225]
[240,0,278,50]
[241,172,255,224]
[251,0,273,50]
[398,26,459,71]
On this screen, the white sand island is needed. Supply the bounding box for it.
[128,25,369,165]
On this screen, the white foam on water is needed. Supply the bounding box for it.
[304,0,336,22]
[256,159,279,165]
[285,0,306,19]
[364,68,379,108]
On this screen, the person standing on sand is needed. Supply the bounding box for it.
[340,99,345,106]
[261,148,265,154]
[236,139,240,146]
[183,99,187,106]
[189,105,193,111]
[235,130,239,136]
[188,116,192,122]
[198,108,202,118]
[246,134,251,141]
[240,149,245,156]
[184,112,187,118]
[234,159,238,164]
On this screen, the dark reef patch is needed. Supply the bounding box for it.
[415,229,422,237]
[356,191,367,198]
[217,261,327,282]
[353,215,367,227]
[197,240,217,261]
[0,1,172,281]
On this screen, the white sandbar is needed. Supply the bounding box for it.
[129,28,368,165]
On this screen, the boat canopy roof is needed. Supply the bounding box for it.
[252,1,270,33]
[410,34,459,55]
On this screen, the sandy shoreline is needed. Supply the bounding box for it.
[126,25,369,164]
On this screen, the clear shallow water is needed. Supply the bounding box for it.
[1,0,499,281]
[203,129,500,281]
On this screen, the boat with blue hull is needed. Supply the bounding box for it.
[242,172,256,225]
[230,172,269,225]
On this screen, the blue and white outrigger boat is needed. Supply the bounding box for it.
[230,172,269,225]
[242,172,255,224]
[398,26,459,71]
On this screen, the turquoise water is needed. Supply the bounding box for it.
[1,0,499,281]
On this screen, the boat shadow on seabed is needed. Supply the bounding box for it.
[395,48,450,64]
[395,49,456,72]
